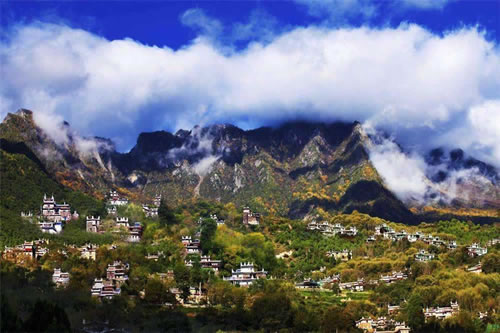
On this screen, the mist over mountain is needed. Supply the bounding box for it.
[1,109,498,224]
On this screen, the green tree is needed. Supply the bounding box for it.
[251,293,293,331]
[23,299,71,332]
[406,294,425,331]
[1,299,21,332]
[321,305,353,333]
[145,278,174,304]
[200,218,217,254]
[158,200,178,226]
[481,253,500,273]
[173,262,191,301]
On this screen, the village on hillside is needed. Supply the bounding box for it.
[2,188,498,332]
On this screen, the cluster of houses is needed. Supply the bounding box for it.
[90,261,129,299]
[3,239,102,267]
[424,302,460,321]
[181,236,201,255]
[298,270,408,291]
[354,301,464,331]
[307,221,358,237]
[242,207,260,226]
[374,224,457,249]
[412,244,487,261]
[142,194,162,218]
[339,279,365,291]
[1,239,50,263]
[21,195,80,234]
[379,271,407,284]
[9,187,497,316]
[356,317,410,333]
[40,194,78,222]
[372,224,490,259]
[185,255,222,273]
[86,216,143,242]
[223,262,268,286]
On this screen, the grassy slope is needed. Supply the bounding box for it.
[0,140,105,246]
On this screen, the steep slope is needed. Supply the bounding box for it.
[0,110,121,197]
[0,139,105,216]
[0,138,105,246]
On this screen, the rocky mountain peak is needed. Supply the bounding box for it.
[1,109,498,222]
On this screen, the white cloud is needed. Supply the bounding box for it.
[400,0,451,10]
[294,0,377,22]
[467,100,500,164]
[294,0,452,23]
[180,8,281,46]
[0,22,499,174]
[192,155,220,177]
[365,133,430,203]
[180,8,223,41]
[365,129,497,206]
[33,111,70,146]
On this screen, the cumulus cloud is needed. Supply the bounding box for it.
[0,21,500,176]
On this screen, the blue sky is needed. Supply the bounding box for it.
[0,0,499,170]
[2,1,499,47]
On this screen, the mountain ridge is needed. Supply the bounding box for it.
[1,109,498,224]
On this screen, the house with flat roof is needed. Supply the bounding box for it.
[242,207,260,226]
[52,268,70,287]
[467,243,487,257]
[91,278,121,299]
[415,249,434,262]
[106,261,129,285]
[86,216,101,233]
[223,262,267,286]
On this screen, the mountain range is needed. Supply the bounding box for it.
[1,109,498,224]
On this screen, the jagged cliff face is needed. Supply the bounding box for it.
[112,120,389,218]
[0,110,120,198]
[1,109,498,223]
